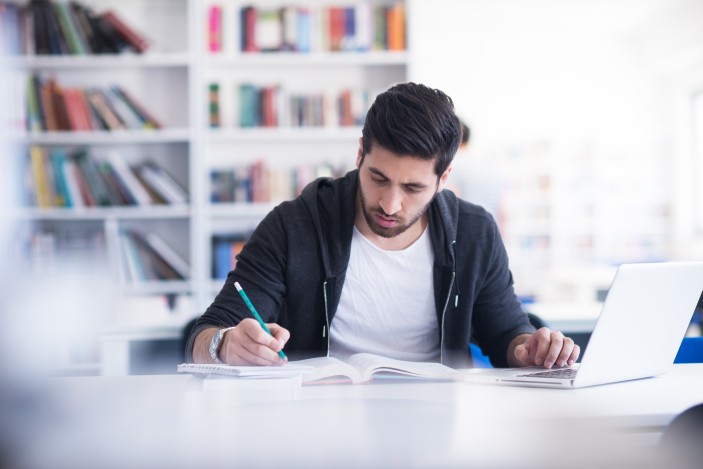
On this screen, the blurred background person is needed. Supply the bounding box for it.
[447,120,504,223]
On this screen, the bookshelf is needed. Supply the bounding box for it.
[196,0,408,298]
[3,0,194,375]
[3,0,408,374]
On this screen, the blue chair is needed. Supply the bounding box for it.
[674,337,703,364]
[469,342,493,368]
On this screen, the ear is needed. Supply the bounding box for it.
[356,138,363,168]
[437,165,453,192]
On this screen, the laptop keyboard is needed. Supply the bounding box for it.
[517,368,578,379]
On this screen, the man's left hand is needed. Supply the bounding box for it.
[510,328,580,368]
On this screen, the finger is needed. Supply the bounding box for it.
[514,343,529,365]
[241,318,282,350]
[532,328,552,366]
[555,337,575,367]
[542,331,565,368]
[268,324,291,349]
[242,327,286,364]
[225,319,284,365]
[567,344,581,366]
[238,342,284,366]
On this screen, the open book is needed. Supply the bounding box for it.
[178,354,459,385]
[293,353,460,384]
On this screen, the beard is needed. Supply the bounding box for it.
[358,185,435,239]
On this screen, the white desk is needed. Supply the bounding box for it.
[6,364,703,468]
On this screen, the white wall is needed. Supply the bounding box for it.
[407,0,703,300]
[408,0,669,146]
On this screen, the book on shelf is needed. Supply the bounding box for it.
[62,88,92,131]
[119,232,146,281]
[38,77,58,130]
[386,3,406,51]
[71,156,95,206]
[112,86,163,129]
[49,78,71,130]
[236,84,368,128]
[100,10,149,53]
[255,8,282,52]
[25,147,184,208]
[212,234,248,279]
[177,353,459,385]
[240,6,256,53]
[1,0,150,56]
[119,230,188,282]
[234,3,405,54]
[144,232,190,279]
[29,145,53,207]
[84,87,125,130]
[49,149,71,207]
[134,162,188,205]
[54,1,87,54]
[61,156,84,208]
[26,74,162,132]
[209,162,342,204]
[207,4,222,53]
[104,152,154,206]
[95,159,132,205]
[73,150,112,206]
[45,0,70,54]
[208,82,220,128]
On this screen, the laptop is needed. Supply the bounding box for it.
[462,262,703,388]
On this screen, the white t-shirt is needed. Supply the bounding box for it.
[329,225,439,362]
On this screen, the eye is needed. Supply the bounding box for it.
[405,185,423,193]
[371,175,387,185]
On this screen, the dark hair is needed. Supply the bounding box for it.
[461,120,470,146]
[361,82,462,177]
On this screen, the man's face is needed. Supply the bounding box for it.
[356,142,451,245]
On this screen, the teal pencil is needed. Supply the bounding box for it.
[234,282,287,360]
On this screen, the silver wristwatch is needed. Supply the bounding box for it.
[209,326,236,364]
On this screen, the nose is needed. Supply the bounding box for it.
[379,187,402,216]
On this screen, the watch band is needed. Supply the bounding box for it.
[209,326,236,364]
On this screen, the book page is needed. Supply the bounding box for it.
[292,356,364,384]
[345,353,460,382]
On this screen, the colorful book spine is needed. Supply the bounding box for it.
[208,4,222,53]
[105,152,154,206]
[50,149,71,207]
[145,233,190,279]
[387,3,406,51]
[29,146,51,207]
[208,82,220,128]
[54,2,87,54]
[136,162,188,205]
[100,10,148,53]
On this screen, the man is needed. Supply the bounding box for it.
[186,83,579,370]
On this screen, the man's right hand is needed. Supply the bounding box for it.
[218,318,289,366]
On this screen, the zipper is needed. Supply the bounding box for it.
[440,271,455,365]
[439,240,457,365]
[323,280,330,357]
